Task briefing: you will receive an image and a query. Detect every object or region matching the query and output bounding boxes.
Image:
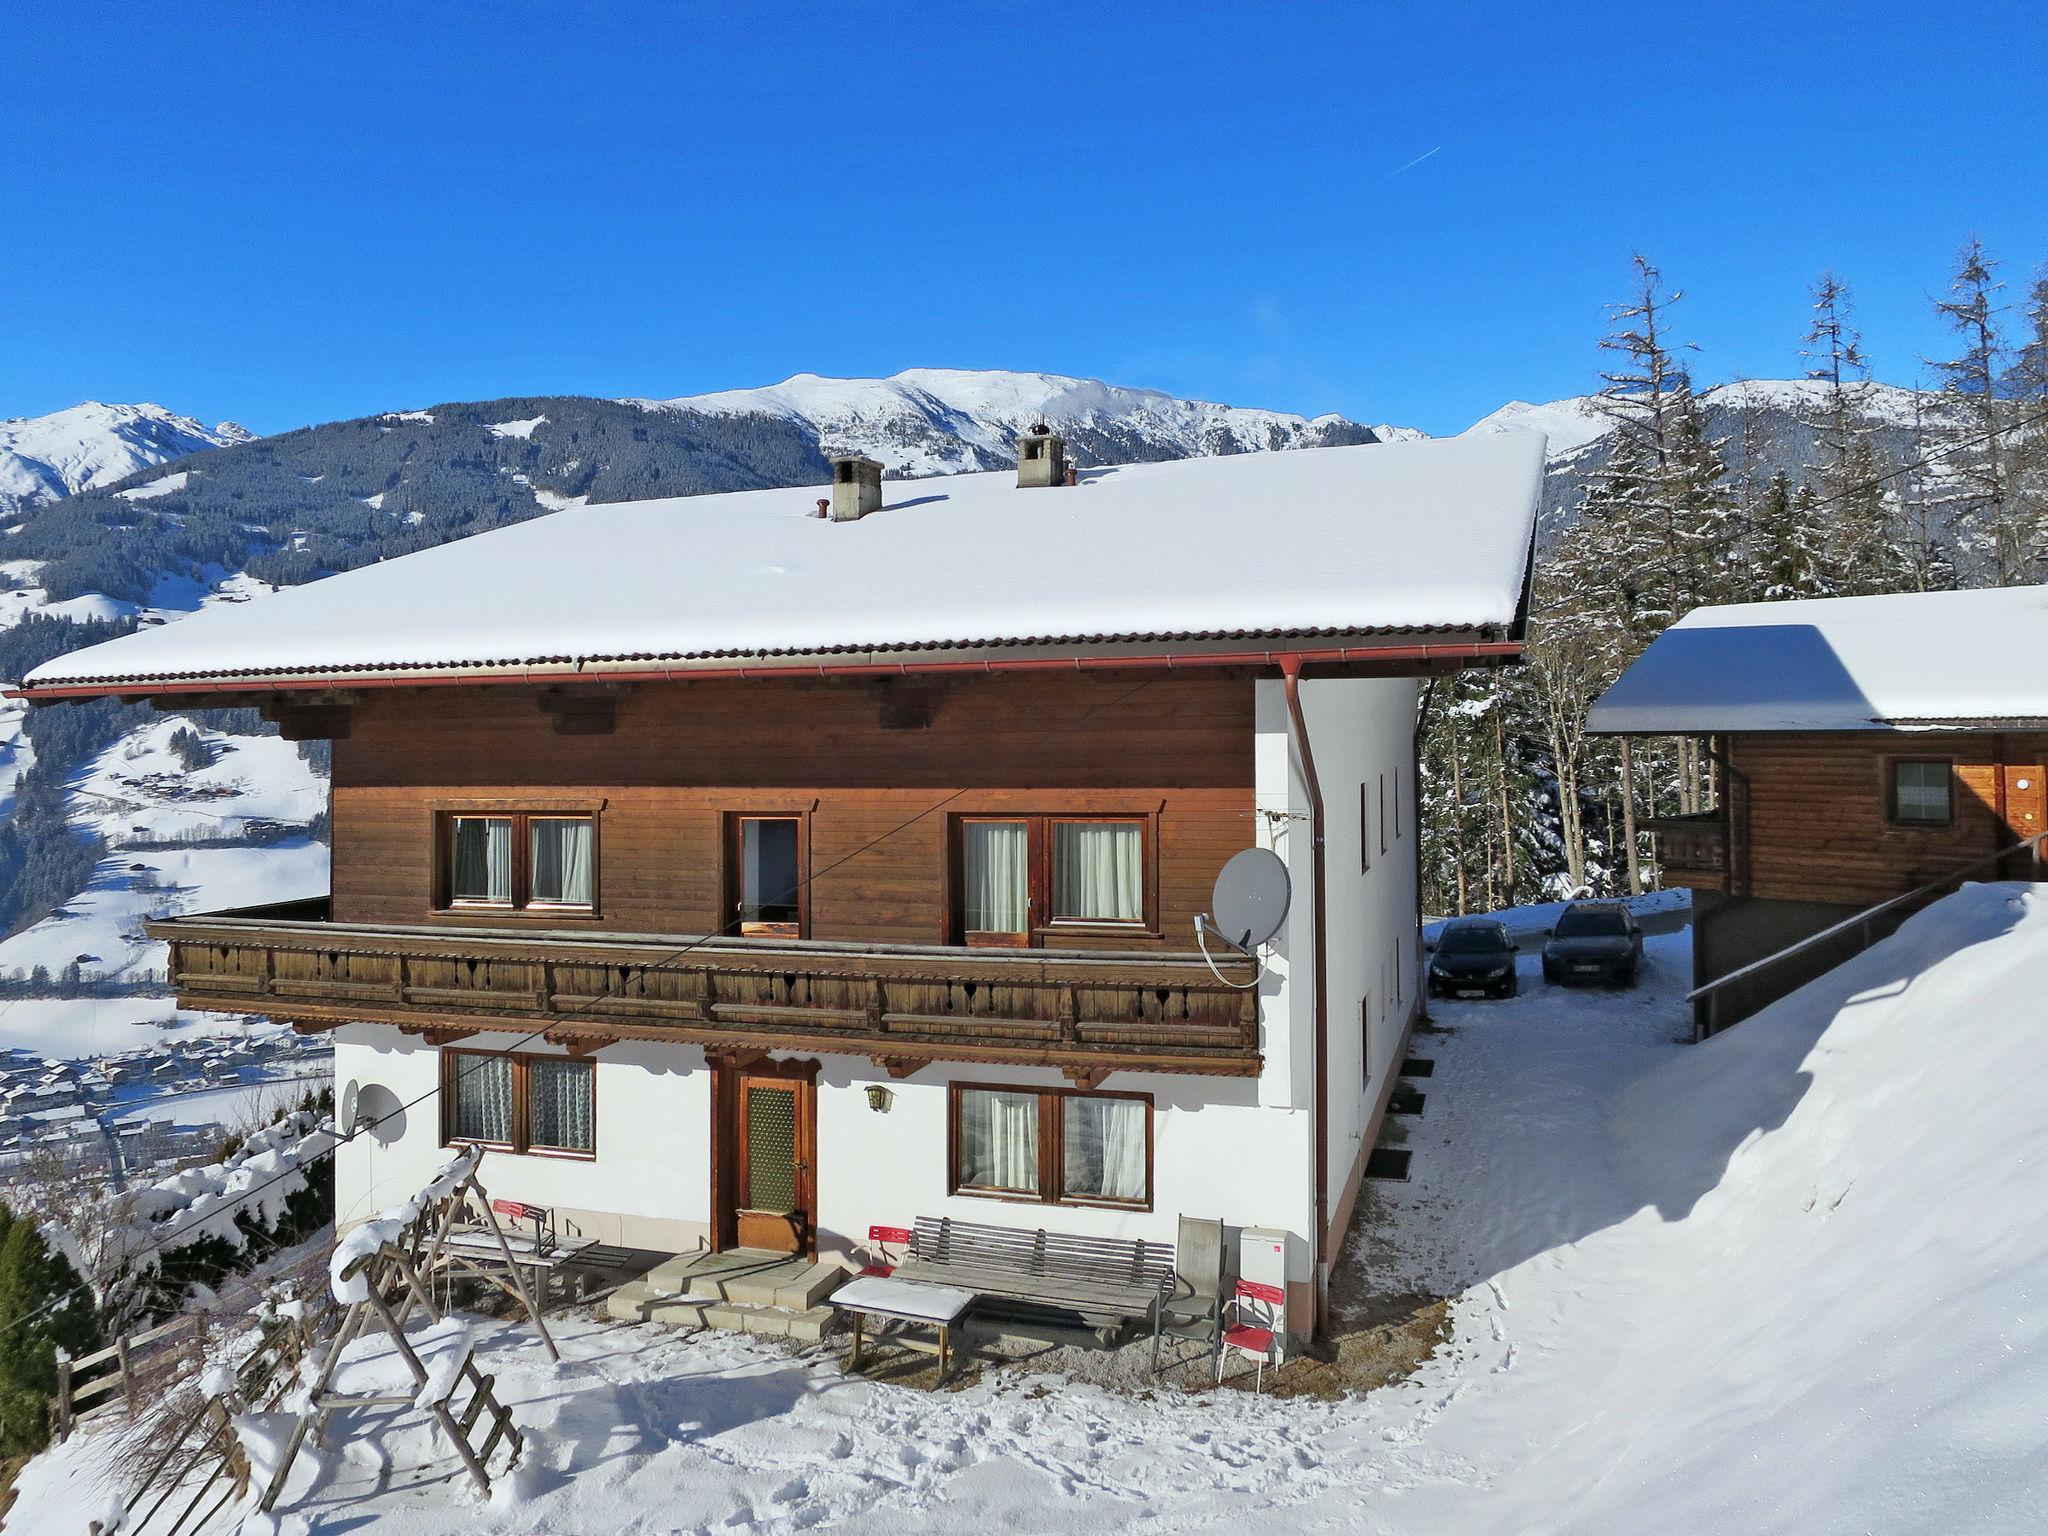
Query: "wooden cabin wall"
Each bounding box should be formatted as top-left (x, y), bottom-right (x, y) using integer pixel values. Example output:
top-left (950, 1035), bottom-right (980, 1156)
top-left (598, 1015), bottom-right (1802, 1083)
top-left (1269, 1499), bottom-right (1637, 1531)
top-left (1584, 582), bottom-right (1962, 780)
top-left (328, 673), bottom-right (1255, 950)
top-left (1729, 731), bottom-right (2048, 906)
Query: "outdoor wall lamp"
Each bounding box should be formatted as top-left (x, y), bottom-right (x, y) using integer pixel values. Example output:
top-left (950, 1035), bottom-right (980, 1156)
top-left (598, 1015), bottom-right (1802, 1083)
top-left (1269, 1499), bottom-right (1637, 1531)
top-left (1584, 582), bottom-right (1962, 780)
top-left (866, 1085), bottom-right (893, 1113)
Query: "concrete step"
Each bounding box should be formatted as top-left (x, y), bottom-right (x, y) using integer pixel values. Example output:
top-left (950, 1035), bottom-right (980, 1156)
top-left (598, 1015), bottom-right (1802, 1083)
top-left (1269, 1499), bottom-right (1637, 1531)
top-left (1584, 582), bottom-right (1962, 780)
top-left (703, 1302), bottom-right (837, 1344)
top-left (723, 1259), bottom-right (847, 1311)
top-left (602, 1279), bottom-right (722, 1329)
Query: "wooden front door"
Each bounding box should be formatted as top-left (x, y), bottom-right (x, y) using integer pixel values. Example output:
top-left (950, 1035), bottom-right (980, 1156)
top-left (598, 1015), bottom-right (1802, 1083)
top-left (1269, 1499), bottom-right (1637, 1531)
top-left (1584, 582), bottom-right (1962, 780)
top-left (732, 1070), bottom-right (815, 1254)
top-left (2002, 765), bottom-right (2046, 874)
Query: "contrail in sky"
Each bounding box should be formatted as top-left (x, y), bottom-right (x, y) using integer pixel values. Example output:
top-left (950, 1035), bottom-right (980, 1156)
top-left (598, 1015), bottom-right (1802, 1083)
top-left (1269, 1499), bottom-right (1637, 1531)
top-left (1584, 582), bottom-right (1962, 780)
top-left (1378, 145), bottom-right (1442, 183)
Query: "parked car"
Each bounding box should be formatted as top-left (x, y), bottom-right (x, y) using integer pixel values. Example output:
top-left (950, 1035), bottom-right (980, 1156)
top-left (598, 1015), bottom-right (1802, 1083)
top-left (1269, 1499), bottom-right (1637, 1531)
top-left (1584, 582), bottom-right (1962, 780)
top-left (1541, 901), bottom-right (1643, 987)
top-left (1427, 918), bottom-right (1519, 999)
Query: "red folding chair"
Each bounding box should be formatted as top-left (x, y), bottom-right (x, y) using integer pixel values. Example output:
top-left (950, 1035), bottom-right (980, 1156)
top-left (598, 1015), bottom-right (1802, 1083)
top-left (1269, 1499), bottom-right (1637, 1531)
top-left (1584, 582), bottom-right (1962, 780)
top-left (856, 1224), bottom-right (913, 1277)
top-left (1217, 1278), bottom-right (1286, 1392)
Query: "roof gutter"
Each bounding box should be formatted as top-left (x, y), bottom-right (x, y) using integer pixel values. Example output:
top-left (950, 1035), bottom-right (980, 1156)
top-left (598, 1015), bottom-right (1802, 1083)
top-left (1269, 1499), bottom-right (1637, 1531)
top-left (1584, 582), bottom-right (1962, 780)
top-left (1279, 654), bottom-right (1331, 1344)
top-left (9, 640), bottom-right (1523, 702)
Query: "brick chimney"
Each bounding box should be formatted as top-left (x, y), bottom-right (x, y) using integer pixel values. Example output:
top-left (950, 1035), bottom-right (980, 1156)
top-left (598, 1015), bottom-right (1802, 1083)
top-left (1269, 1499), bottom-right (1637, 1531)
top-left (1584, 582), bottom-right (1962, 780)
top-left (1015, 423), bottom-right (1068, 488)
top-left (828, 454), bottom-right (884, 521)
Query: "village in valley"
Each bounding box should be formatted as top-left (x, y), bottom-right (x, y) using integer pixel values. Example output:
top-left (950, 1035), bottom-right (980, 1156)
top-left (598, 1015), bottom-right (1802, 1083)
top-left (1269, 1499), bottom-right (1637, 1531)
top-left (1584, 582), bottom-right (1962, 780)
top-left (0, 5), bottom-right (2044, 1533)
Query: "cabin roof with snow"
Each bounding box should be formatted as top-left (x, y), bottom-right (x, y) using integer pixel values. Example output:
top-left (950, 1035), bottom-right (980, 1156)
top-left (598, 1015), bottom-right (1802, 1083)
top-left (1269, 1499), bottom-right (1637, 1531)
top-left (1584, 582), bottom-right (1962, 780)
top-left (18, 437), bottom-right (1544, 694)
top-left (1588, 585), bottom-right (2048, 734)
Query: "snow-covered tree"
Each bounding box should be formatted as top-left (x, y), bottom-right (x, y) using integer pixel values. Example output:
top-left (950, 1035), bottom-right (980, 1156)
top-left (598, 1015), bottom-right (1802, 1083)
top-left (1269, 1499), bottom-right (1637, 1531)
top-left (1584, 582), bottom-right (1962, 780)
top-left (1800, 273), bottom-right (1910, 593)
top-left (1925, 238), bottom-right (2034, 582)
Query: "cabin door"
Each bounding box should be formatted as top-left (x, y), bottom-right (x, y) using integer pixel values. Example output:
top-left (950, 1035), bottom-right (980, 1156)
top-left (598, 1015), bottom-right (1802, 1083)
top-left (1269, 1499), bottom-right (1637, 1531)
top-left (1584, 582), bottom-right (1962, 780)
top-left (730, 1069), bottom-right (815, 1254)
top-left (2001, 766), bottom-right (2046, 876)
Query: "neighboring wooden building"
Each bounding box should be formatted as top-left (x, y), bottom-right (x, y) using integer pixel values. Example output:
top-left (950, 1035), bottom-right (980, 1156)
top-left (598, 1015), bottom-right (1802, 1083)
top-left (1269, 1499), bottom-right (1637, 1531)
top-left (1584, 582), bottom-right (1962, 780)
top-left (18, 431), bottom-right (1544, 1335)
top-left (1591, 586), bottom-right (2048, 1029)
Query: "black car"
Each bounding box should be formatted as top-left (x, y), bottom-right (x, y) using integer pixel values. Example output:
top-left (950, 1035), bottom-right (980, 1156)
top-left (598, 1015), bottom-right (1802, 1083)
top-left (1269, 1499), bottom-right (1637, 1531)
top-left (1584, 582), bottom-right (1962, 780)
top-left (1541, 901), bottom-right (1643, 987)
top-left (1427, 918), bottom-right (1519, 999)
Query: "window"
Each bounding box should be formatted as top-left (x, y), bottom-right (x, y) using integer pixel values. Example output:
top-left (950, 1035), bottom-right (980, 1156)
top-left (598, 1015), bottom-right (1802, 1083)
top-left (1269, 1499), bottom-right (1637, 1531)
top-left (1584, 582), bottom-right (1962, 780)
top-left (443, 1050), bottom-right (595, 1156)
top-left (1379, 772), bottom-right (1389, 854)
top-left (962, 819), bottom-right (1031, 943)
top-left (951, 814), bottom-right (1152, 944)
top-left (729, 814), bottom-right (804, 936)
top-left (442, 812), bottom-right (595, 912)
top-left (1891, 760), bottom-right (1953, 826)
top-left (950, 1083), bottom-right (1151, 1208)
top-left (1360, 783), bottom-right (1372, 873)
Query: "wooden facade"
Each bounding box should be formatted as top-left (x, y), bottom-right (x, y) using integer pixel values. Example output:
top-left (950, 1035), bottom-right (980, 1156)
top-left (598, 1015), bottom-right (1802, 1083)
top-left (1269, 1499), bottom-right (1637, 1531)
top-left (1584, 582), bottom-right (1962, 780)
top-left (146, 671), bottom-right (1268, 1082)
top-left (1655, 731), bottom-right (2048, 907)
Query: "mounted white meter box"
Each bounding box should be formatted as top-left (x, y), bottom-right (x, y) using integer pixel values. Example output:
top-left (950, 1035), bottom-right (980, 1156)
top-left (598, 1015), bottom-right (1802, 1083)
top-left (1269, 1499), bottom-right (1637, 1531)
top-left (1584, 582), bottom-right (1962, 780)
top-left (1195, 847), bottom-right (1291, 987)
top-left (1240, 1226), bottom-right (1300, 1355)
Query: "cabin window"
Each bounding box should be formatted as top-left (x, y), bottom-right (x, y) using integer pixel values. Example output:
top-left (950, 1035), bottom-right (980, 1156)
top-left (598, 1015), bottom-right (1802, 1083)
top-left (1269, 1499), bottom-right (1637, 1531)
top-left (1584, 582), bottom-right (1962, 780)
top-left (962, 819), bottom-right (1031, 942)
top-left (951, 814), bottom-right (1153, 943)
top-left (1891, 761), bottom-right (1953, 826)
top-left (444, 1050), bottom-right (595, 1156)
top-left (1051, 820), bottom-right (1143, 924)
top-left (729, 814), bottom-right (805, 937)
top-left (443, 812), bottom-right (596, 912)
top-left (949, 1082), bottom-right (1152, 1208)
top-left (1360, 782), bottom-right (1372, 873)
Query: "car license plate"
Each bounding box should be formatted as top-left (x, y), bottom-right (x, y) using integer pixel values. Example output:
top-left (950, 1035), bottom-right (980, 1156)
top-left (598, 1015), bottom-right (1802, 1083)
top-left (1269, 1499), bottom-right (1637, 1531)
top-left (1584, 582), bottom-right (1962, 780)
top-left (1572, 963), bottom-right (1601, 975)
top-left (1456, 988), bottom-right (1485, 998)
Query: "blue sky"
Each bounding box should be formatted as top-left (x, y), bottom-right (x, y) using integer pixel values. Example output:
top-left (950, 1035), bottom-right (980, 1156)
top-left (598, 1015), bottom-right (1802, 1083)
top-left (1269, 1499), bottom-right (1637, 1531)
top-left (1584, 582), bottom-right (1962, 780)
top-left (8, 2), bottom-right (2045, 436)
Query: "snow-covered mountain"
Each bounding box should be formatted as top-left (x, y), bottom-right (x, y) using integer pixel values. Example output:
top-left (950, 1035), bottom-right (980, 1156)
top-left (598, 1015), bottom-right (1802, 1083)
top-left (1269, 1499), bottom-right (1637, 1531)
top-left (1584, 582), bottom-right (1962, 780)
top-left (0, 402), bottom-right (252, 517)
top-left (1459, 379), bottom-right (1934, 459)
top-left (635, 368), bottom-right (1386, 475)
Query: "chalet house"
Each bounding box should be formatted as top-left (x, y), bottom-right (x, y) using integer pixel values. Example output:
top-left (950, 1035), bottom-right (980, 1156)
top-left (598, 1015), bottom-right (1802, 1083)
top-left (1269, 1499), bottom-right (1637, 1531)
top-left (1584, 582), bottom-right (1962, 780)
top-left (1590, 585), bottom-right (2048, 1030)
top-left (18, 431), bottom-right (1543, 1336)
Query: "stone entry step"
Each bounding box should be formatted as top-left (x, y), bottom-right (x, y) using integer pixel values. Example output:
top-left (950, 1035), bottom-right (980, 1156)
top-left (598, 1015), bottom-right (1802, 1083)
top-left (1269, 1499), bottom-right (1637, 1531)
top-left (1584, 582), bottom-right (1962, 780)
top-left (603, 1248), bottom-right (845, 1343)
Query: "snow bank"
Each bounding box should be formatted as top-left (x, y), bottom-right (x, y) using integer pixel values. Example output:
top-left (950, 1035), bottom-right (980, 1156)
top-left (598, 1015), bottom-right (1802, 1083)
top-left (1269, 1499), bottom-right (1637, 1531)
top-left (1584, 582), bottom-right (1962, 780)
top-left (123, 1109), bottom-right (336, 1259)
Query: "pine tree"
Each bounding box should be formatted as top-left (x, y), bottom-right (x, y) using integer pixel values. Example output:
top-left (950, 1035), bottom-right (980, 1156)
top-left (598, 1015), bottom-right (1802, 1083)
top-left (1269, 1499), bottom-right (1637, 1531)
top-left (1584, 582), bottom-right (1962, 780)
top-left (1801, 273), bottom-right (1909, 593)
top-left (0, 1205), bottom-right (101, 1454)
top-left (1925, 238), bottom-right (2033, 582)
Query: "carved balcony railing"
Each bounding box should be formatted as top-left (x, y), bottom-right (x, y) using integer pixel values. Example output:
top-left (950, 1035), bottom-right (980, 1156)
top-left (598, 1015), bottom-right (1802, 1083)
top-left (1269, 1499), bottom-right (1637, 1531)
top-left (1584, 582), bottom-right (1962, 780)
top-left (145, 901), bottom-right (1263, 1086)
top-left (1644, 811), bottom-right (1728, 889)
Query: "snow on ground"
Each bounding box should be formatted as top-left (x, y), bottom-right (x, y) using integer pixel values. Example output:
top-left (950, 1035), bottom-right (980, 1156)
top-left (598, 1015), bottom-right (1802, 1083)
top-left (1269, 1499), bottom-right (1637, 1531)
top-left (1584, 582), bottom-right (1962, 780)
top-left (487, 415), bottom-right (548, 440)
top-left (18, 884), bottom-right (2048, 1533)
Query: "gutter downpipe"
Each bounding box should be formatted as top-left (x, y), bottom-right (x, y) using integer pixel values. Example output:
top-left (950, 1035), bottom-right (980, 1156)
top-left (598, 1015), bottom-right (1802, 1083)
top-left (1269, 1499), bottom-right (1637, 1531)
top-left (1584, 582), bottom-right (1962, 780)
top-left (1279, 654), bottom-right (1330, 1344)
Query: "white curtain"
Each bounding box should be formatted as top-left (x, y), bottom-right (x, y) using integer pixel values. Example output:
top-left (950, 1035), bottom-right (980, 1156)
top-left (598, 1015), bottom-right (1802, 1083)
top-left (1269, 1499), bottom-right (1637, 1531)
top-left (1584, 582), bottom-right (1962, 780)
top-left (1053, 822), bottom-right (1142, 922)
top-left (531, 818), bottom-right (594, 905)
top-left (964, 821), bottom-right (1029, 933)
top-left (451, 817), bottom-right (513, 903)
top-left (529, 1058), bottom-right (594, 1151)
top-left (960, 1089), bottom-right (1039, 1192)
top-left (1063, 1095), bottom-right (1148, 1202)
top-left (452, 1054), bottom-right (514, 1142)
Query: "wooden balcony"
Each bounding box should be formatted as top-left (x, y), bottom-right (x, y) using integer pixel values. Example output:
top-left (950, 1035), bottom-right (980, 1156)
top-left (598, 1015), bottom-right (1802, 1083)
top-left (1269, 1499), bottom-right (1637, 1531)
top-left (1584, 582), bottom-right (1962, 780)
top-left (145, 901), bottom-right (1263, 1086)
top-left (1644, 812), bottom-right (1728, 890)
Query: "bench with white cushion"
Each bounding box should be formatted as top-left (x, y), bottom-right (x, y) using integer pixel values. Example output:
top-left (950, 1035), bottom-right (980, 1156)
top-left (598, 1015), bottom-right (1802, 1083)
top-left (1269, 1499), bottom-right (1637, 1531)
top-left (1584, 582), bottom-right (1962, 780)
top-left (892, 1215), bottom-right (1174, 1332)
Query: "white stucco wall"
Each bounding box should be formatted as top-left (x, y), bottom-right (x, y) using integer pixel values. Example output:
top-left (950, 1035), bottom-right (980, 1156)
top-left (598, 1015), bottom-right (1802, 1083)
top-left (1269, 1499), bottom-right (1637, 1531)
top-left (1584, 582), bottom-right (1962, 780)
top-left (1254, 675), bottom-right (1422, 1250)
top-left (332, 1025), bottom-right (714, 1249)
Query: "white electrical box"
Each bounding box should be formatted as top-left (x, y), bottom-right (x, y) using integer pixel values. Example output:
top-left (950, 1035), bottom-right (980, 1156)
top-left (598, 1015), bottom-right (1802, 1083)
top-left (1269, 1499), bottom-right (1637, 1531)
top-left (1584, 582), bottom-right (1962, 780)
top-left (1239, 1226), bottom-right (1299, 1356)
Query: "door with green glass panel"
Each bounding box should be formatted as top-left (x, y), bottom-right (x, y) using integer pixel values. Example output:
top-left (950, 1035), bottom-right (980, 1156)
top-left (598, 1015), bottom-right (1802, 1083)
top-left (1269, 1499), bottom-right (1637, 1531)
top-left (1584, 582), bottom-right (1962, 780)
top-left (735, 1074), bottom-right (812, 1253)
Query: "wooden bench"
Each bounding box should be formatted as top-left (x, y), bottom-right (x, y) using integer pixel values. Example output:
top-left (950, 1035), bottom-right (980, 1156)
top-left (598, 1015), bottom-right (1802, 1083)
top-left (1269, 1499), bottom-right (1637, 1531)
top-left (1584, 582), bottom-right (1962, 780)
top-left (891, 1215), bottom-right (1175, 1333)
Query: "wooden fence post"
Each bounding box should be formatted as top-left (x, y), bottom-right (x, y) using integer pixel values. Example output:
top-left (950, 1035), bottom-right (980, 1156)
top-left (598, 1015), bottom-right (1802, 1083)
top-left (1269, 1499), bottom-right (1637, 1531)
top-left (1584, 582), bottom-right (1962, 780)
top-left (55, 1356), bottom-right (72, 1442)
top-left (116, 1334), bottom-right (135, 1413)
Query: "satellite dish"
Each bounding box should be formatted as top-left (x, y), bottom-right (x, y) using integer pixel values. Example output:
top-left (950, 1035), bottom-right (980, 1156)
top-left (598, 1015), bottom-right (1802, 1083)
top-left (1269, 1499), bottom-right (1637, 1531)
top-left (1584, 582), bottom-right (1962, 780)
top-left (1209, 848), bottom-right (1291, 950)
top-left (345, 1079), bottom-right (406, 1144)
top-left (338, 1077), bottom-right (358, 1130)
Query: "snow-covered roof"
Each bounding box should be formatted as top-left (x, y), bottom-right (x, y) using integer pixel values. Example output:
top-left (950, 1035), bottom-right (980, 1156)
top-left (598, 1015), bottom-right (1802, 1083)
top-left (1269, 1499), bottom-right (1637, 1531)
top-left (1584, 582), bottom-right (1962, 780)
top-left (1588, 585), bottom-right (2048, 734)
top-left (21, 437), bottom-right (1544, 694)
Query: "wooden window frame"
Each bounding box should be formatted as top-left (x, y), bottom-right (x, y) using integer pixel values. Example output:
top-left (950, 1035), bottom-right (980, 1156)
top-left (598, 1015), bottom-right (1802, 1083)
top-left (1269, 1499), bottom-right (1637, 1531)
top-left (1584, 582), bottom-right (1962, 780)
top-left (1886, 758), bottom-right (1955, 829)
top-left (440, 1048), bottom-right (597, 1160)
top-left (946, 1080), bottom-right (1155, 1212)
top-left (435, 807), bottom-right (600, 918)
top-left (948, 812), bottom-right (1158, 946)
top-left (724, 811), bottom-right (810, 939)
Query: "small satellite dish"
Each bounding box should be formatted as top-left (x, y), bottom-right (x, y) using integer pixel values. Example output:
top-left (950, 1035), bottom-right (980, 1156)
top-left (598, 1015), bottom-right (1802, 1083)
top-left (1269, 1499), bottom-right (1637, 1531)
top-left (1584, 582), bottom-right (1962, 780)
top-left (1209, 847), bottom-right (1291, 950)
top-left (338, 1077), bottom-right (358, 1129)
top-left (345, 1079), bottom-right (406, 1144)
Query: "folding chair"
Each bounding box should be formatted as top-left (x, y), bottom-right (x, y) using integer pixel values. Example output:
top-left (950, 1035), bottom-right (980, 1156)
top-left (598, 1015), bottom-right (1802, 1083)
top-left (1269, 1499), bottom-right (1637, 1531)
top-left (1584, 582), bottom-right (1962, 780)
top-left (855, 1224), bottom-right (914, 1277)
top-left (1217, 1279), bottom-right (1286, 1393)
top-left (1151, 1215), bottom-right (1226, 1374)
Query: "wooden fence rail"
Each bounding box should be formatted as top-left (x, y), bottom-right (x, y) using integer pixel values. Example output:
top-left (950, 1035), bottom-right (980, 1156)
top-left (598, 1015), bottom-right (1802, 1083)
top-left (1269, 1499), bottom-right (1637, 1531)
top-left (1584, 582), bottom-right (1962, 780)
top-left (56, 1313), bottom-right (203, 1441)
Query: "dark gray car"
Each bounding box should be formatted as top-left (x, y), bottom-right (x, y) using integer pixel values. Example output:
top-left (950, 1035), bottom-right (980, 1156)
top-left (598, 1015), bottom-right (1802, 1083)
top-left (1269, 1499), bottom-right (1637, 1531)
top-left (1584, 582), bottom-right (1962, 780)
top-left (1427, 918), bottom-right (1519, 999)
top-left (1541, 901), bottom-right (1643, 987)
